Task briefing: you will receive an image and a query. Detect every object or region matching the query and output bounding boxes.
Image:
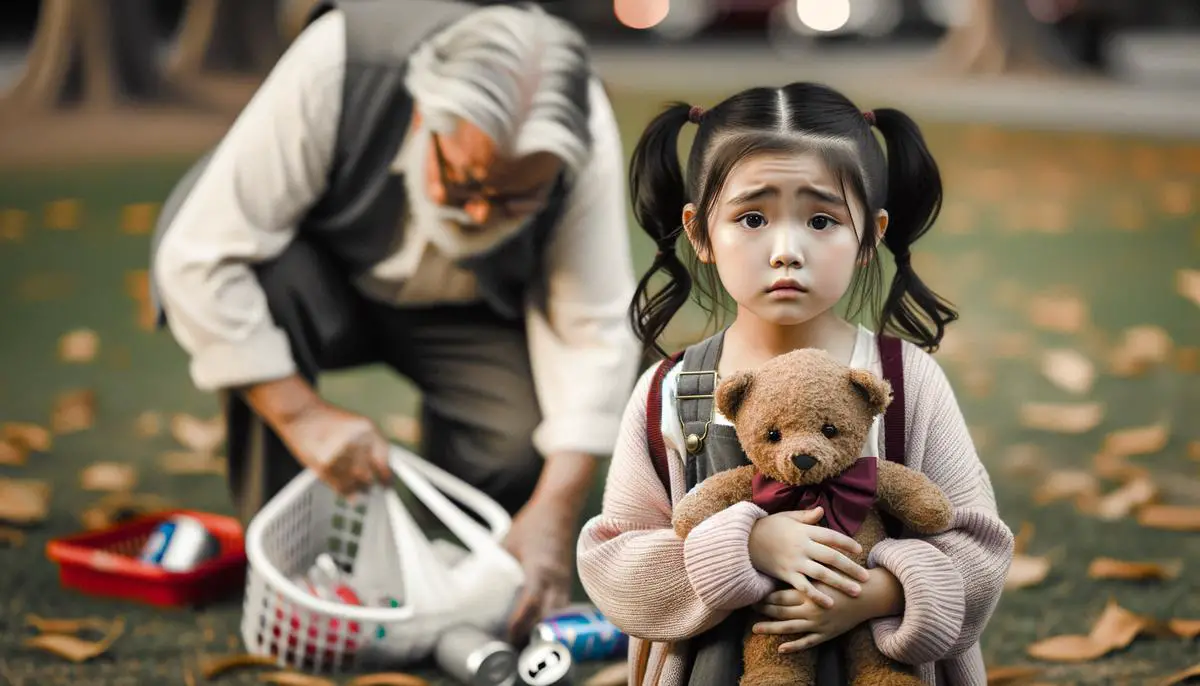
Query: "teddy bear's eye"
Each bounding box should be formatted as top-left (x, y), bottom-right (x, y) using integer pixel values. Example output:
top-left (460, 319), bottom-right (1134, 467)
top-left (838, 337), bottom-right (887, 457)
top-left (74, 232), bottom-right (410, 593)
top-left (766, 428), bottom-right (782, 443)
top-left (821, 424), bottom-right (839, 439)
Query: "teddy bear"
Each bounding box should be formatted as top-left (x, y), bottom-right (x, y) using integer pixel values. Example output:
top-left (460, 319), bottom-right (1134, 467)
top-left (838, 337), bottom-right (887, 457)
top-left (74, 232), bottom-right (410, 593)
top-left (671, 348), bottom-right (954, 686)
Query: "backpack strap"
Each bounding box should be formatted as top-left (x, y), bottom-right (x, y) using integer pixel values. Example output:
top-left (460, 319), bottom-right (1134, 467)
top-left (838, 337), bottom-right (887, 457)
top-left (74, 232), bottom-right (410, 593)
top-left (876, 333), bottom-right (907, 538)
top-left (646, 352), bottom-right (684, 497)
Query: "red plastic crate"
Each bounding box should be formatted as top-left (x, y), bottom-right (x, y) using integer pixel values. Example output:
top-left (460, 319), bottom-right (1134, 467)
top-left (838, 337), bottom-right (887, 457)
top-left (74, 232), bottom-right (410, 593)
top-left (46, 509), bottom-right (248, 608)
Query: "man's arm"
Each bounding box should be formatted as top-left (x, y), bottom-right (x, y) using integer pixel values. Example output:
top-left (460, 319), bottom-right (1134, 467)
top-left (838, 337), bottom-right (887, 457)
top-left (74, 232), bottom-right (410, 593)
top-left (153, 11), bottom-right (345, 410)
top-left (524, 79), bottom-right (641, 497)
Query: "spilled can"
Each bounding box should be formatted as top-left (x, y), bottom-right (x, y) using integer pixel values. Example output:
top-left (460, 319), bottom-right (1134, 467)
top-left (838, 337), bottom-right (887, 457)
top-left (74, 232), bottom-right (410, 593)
top-left (138, 514), bottom-right (221, 572)
top-left (533, 604), bottom-right (628, 663)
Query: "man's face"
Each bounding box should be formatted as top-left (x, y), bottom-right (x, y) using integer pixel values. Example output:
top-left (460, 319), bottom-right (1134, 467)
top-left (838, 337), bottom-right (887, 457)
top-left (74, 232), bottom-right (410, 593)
top-left (424, 118), bottom-right (562, 233)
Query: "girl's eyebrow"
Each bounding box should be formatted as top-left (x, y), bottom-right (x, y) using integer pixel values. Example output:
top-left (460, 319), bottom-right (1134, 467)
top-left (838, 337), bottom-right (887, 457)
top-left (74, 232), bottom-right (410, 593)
top-left (726, 185), bottom-right (845, 206)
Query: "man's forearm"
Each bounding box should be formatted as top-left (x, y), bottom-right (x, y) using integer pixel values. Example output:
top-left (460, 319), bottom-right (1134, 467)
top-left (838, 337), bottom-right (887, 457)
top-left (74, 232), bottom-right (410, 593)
top-left (529, 450), bottom-right (598, 515)
top-left (241, 374), bottom-right (324, 431)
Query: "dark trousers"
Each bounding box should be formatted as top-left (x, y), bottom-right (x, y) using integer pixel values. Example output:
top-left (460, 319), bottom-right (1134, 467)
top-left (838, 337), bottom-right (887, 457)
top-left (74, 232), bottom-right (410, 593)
top-left (223, 239), bottom-right (544, 525)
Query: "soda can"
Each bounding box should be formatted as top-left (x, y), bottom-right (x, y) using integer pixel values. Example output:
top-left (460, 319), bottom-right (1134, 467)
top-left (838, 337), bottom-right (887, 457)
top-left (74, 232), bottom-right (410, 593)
top-left (138, 515), bottom-right (220, 572)
top-left (435, 624), bottom-right (518, 686)
top-left (517, 640), bottom-right (574, 686)
top-left (533, 605), bottom-right (628, 663)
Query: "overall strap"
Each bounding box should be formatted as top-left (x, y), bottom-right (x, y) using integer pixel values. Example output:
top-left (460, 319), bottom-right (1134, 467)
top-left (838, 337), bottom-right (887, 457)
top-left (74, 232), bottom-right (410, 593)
top-left (646, 352), bottom-right (684, 497)
top-left (877, 333), bottom-right (907, 538)
top-left (676, 332), bottom-right (725, 457)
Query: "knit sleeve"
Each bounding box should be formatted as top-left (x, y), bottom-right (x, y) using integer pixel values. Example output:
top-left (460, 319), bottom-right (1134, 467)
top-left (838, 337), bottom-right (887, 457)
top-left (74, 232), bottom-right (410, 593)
top-left (866, 344), bottom-right (1015, 665)
top-left (576, 366), bottom-right (776, 643)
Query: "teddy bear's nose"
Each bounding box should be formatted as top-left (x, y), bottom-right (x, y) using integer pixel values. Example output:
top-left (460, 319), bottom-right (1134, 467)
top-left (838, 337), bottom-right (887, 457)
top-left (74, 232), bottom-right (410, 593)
top-left (791, 454), bottom-right (817, 470)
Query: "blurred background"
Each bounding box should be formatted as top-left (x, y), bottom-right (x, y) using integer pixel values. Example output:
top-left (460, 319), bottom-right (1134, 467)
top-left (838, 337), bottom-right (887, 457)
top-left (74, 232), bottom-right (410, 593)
top-left (0, 1), bottom-right (1197, 685)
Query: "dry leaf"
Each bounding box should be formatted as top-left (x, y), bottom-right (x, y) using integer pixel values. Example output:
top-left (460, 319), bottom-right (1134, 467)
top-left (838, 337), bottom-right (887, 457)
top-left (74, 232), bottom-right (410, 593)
top-left (1040, 349), bottom-right (1095, 395)
top-left (1168, 619), bottom-right (1200, 639)
top-left (52, 389), bottom-right (96, 434)
top-left (17, 272), bottom-right (75, 301)
top-left (24, 617), bottom-right (124, 663)
top-left (1033, 470), bottom-right (1100, 506)
top-left (1178, 347), bottom-right (1199, 374)
top-left (1028, 292), bottom-right (1087, 333)
top-left (993, 331), bottom-right (1034, 359)
top-left (79, 492), bottom-right (174, 531)
top-left (1026, 598), bottom-right (1146, 662)
top-left (985, 665), bottom-right (1043, 685)
top-left (1190, 441), bottom-right (1200, 462)
top-left (0, 526), bottom-right (26, 548)
top-left (385, 415), bottom-right (422, 444)
top-left (1012, 521), bottom-right (1035, 555)
top-left (582, 662), bottom-right (630, 686)
top-left (158, 451), bottom-right (227, 476)
top-left (1087, 557), bottom-right (1182, 581)
top-left (58, 329), bottom-right (99, 363)
top-left (200, 653), bottom-right (281, 679)
top-left (1092, 451), bottom-right (1148, 483)
top-left (1094, 476), bottom-right (1159, 521)
top-left (1177, 269), bottom-right (1200, 308)
top-left (80, 462), bottom-right (138, 492)
top-left (1109, 325), bottom-right (1174, 376)
top-left (0, 440), bottom-right (27, 466)
top-left (1026, 634), bottom-right (1109, 662)
top-left (44, 198), bottom-right (82, 230)
top-left (1158, 663), bottom-right (1200, 686)
top-left (25, 614), bottom-right (114, 635)
top-left (0, 479), bottom-right (51, 524)
top-left (1102, 422), bottom-right (1170, 459)
top-left (170, 414), bottom-right (225, 454)
top-left (258, 672), bottom-right (337, 686)
top-left (134, 411), bottom-right (162, 438)
top-left (1005, 554), bottom-right (1051, 591)
top-left (0, 208), bottom-right (28, 241)
top-left (1018, 402), bottom-right (1104, 434)
top-left (1136, 505), bottom-right (1200, 532)
top-left (346, 674), bottom-right (431, 686)
top-left (120, 203), bottom-right (158, 235)
top-left (3, 422), bottom-right (51, 451)
top-left (1001, 444), bottom-right (1045, 478)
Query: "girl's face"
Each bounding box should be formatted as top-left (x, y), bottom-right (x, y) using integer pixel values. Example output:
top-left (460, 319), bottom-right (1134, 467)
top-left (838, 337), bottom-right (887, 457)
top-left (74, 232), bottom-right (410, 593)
top-left (684, 151), bottom-right (886, 327)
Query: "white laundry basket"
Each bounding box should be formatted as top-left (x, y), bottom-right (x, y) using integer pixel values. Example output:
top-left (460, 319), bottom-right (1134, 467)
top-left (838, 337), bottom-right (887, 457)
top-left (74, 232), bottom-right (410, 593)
top-left (240, 443), bottom-right (526, 673)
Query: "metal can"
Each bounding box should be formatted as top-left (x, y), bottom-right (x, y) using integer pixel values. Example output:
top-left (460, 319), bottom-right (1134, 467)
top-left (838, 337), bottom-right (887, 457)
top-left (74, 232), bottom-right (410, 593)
top-left (517, 639), bottom-right (574, 686)
top-left (533, 605), bottom-right (628, 663)
top-left (435, 624), bottom-right (518, 686)
top-left (138, 515), bottom-right (220, 572)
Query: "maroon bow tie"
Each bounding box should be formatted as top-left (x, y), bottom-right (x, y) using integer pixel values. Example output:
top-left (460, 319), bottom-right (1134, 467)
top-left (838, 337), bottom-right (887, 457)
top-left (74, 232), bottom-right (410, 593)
top-left (751, 457), bottom-right (878, 537)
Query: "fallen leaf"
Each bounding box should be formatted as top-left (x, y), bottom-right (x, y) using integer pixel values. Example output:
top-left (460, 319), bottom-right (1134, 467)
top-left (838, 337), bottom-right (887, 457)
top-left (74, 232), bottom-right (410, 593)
top-left (0, 440), bottom-right (27, 466)
top-left (1094, 476), bottom-right (1159, 520)
top-left (1005, 554), bottom-right (1052, 591)
top-left (346, 674), bottom-right (431, 686)
top-left (1087, 557), bottom-right (1182, 581)
top-left (170, 414), bottom-right (225, 454)
top-left (582, 662), bottom-right (630, 686)
top-left (1178, 347), bottom-right (1199, 374)
top-left (120, 203), bottom-right (158, 235)
top-left (134, 411), bottom-right (162, 437)
top-left (1018, 402), bottom-right (1104, 434)
top-left (384, 415), bottom-right (422, 445)
top-left (0, 479), bottom-right (51, 524)
top-left (1092, 451), bottom-right (1148, 483)
top-left (16, 272), bottom-right (75, 301)
top-left (3, 422), bottom-right (51, 451)
top-left (1026, 634), bottom-right (1109, 662)
top-left (1191, 441), bottom-right (1200, 462)
top-left (0, 208), bottom-right (28, 241)
top-left (1168, 619), bottom-right (1200, 639)
top-left (24, 616), bottom-right (124, 663)
top-left (993, 331), bottom-right (1034, 359)
top-left (1033, 470), bottom-right (1100, 506)
top-left (0, 526), bottom-right (25, 548)
top-left (258, 672), bottom-right (337, 686)
top-left (124, 270), bottom-right (150, 300)
top-left (158, 451), bottom-right (227, 476)
top-left (1109, 325), bottom-right (1174, 376)
top-left (1157, 663), bottom-right (1200, 686)
top-left (25, 614), bottom-right (114, 635)
top-left (1001, 444), bottom-right (1046, 478)
top-left (1136, 504), bottom-right (1200, 532)
top-left (199, 653), bottom-right (280, 679)
top-left (79, 492), bottom-right (174, 531)
top-left (1012, 521), bottom-right (1035, 555)
top-left (58, 329), bottom-right (99, 363)
top-left (1027, 598), bottom-right (1147, 662)
top-left (1178, 269), bottom-right (1200, 308)
top-left (51, 389), bottom-right (96, 434)
top-left (1102, 422), bottom-right (1170, 459)
top-left (1028, 291), bottom-right (1087, 333)
top-left (80, 462), bottom-right (138, 492)
top-left (1040, 349), bottom-right (1095, 395)
top-left (44, 198), bottom-right (82, 230)
top-left (1159, 180), bottom-right (1193, 215)
top-left (985, 665), bottom-right (1043, 685)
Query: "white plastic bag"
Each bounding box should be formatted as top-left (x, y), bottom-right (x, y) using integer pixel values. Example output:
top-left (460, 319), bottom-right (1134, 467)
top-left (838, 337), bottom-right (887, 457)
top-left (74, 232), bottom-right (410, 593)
top-left (240, 443), bottom-right (525, 673)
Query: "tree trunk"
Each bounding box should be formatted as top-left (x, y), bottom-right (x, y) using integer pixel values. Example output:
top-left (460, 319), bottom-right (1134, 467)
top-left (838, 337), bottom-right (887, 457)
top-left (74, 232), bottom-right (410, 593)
top-left (936, 0), bottom-right (1088, 76)
top-left (171, 0), bottom-right (283, 77)
top-left (3, 0), bottom-right (182, 112)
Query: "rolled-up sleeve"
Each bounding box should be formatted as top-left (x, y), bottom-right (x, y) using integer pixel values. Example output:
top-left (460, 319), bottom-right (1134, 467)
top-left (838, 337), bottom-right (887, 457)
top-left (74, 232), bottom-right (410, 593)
top-left (525, 79), bottom-right (640, 458)
top-left (153, 11), bottom-right (345, 391)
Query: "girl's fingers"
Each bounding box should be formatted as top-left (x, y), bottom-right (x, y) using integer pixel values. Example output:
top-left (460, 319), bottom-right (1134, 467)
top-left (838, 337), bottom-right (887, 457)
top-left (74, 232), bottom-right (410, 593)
top-left (753, 602), bottom-right (813, 621)
top-left (800, 560), bottom-right (862, 598)
top-left (763, 588), bottom-right (808, 606)
top-left (806, 525), bottom-right (864, 556)
top-left (779, 633), bottom-right (828, 653)
top-left (787, 573), bottom-right (833, 609)
top-left (753, 619), bottom-right (816, 635)
top-left (807, 541), bottom-right (871, 584)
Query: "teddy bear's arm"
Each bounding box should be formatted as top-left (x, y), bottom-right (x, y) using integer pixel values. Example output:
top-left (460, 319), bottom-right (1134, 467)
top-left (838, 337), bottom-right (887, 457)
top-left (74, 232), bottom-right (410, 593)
top-left (671, 464), bottom-right (757, 539)
top-left (874, 459), bottom-right (954, 535)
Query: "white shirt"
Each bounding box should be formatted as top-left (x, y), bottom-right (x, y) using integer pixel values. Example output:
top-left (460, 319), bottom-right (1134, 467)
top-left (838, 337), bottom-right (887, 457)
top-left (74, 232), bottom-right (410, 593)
top-left (153, 10), bottom-right (641, 458)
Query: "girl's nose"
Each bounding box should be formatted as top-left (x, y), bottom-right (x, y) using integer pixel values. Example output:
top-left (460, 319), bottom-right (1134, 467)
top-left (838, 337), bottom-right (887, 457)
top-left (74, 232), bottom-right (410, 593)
top-left (770, 226), bottom-right (804, 269)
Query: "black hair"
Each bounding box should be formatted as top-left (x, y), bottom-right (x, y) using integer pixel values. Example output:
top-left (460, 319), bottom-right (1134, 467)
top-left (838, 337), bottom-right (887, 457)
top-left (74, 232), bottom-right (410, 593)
top-left (628, 82), bottom-right (957, 357)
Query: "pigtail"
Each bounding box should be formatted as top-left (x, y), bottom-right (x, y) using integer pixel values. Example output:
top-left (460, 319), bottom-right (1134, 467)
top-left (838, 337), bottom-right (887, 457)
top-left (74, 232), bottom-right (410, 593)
top-left (628, 102), bottom-right (694, 357)
top-left (870, 108), bottom-right (958, 351)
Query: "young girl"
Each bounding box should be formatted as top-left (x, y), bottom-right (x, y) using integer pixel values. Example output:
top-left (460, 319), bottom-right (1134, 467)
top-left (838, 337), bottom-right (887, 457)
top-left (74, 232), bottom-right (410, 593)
top-left (577, 82), bottom-right (1014, 686)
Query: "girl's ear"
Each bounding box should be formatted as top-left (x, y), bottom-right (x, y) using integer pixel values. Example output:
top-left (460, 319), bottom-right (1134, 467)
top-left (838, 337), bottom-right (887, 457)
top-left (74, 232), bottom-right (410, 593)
top-left (874, 209), bottom-right (889, 249)
top-left (681, 203), bottom-right (712, 263)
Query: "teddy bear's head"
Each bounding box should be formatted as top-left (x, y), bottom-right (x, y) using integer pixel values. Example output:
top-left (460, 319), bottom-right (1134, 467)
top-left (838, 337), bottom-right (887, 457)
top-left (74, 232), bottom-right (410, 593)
top-left (714, 348), bottom-right (892, 486)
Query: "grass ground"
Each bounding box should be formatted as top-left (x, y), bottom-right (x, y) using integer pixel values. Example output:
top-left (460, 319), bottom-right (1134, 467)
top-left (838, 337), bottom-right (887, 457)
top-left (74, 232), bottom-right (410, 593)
top-left (0, 88), bottom-right (1198, 685)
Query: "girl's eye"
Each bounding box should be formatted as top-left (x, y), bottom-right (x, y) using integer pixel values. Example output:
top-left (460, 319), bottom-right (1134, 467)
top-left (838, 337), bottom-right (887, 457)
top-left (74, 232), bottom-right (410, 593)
top-left (737, 212), bottom-right (767, 230)
top-left (809, 215), bottom-right (838, 231)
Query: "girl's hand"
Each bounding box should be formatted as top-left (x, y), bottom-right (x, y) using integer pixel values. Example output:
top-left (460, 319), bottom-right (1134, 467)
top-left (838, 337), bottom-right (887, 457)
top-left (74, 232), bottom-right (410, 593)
top-left (751, 569), bottom-right (904, 653)
top-left (747, 507), bottom-right (870, 608)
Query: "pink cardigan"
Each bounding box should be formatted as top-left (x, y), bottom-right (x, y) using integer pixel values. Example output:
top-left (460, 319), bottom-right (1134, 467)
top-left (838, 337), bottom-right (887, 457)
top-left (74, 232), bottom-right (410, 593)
top-left (577, 338), bottom-right (1014, 685)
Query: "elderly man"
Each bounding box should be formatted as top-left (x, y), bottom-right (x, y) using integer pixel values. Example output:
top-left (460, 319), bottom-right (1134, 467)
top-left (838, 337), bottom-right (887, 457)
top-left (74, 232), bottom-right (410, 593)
top-left (150, 0), bottom-right (639, 640)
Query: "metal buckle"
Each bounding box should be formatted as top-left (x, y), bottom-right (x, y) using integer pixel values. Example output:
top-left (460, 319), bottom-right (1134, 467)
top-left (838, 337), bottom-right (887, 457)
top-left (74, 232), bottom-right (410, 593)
top-left (677, 370), bottom-right (719, 454)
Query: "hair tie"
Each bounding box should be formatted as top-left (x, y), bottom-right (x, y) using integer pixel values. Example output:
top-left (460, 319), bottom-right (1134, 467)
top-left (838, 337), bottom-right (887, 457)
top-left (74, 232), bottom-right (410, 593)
top-left (863, 110), bottom-right (876, 126)
top-left (688, 105), bottom-right (706, 124)
top-left (894, 250), bottom-right (911, 268)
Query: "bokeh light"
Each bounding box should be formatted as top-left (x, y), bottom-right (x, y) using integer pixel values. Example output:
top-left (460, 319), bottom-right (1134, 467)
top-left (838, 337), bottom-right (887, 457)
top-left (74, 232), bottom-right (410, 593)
top-left (794, 0), bottom-right (851, 33)
top-left (614, 0), bottom-right (670, 30)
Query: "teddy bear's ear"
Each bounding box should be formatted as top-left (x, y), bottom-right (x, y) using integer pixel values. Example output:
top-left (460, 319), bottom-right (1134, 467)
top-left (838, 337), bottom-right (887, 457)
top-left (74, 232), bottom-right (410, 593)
top-left (847, 368), bottom-right (892, 415)
top-left (715, 371), bottom-right (755, 420)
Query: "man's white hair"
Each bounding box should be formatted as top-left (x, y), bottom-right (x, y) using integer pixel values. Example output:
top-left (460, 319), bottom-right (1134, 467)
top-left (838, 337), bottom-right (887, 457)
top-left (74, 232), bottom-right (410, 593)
top-left (404, 3), bottom-right (593, 172)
